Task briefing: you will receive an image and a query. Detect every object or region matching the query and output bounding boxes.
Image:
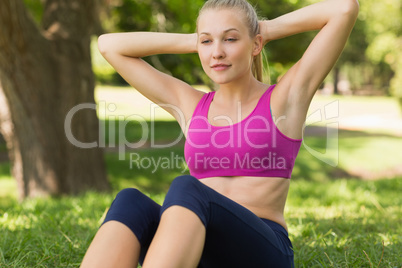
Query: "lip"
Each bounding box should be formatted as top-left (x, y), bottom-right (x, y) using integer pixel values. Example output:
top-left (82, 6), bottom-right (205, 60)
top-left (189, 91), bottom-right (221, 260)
top-left (211, 63), bottom-right (231, 71)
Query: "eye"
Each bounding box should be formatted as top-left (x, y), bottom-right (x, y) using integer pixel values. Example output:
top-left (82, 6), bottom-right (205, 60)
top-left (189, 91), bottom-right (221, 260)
top-left (201, 39), bottom-right (211, 44)
top-left (225, 38), bottom-right (237, 42)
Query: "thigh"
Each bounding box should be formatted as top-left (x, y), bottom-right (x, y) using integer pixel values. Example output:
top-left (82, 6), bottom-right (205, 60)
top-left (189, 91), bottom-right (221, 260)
top-left (200, 188), bottom-right (294, 268)
top-left (161, 175), bottom-right (294, 267)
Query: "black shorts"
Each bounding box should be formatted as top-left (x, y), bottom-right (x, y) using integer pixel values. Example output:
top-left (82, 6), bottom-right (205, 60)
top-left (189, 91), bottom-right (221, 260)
top-left (103, 175), bottom-right (294, 267)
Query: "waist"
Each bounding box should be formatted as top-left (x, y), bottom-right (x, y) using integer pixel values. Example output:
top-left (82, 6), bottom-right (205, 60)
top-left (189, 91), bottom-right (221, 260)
top-left (199, 176), bottom-right (290, 231)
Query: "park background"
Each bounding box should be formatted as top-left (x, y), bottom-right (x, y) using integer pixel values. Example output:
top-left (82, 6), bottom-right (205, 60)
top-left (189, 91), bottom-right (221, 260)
top-left (0, 0), bottom-right (401, 267)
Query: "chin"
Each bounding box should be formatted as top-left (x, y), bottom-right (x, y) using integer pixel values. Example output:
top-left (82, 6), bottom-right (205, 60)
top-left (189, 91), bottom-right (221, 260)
top-left (209, 75), bottom-right (234, 85)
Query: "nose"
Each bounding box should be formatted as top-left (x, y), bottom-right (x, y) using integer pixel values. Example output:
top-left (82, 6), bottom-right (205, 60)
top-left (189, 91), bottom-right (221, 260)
top-left (212, 42), bottom-right (225, 59)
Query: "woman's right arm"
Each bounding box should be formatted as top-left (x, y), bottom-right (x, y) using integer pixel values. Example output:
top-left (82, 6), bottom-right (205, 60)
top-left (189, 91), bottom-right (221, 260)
top-left (98, 32), bottom-right (202, 122)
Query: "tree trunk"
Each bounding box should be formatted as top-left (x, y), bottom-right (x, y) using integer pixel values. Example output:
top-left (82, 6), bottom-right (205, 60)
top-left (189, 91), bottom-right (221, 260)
top-left (0, 0), bottom-right (110, 199)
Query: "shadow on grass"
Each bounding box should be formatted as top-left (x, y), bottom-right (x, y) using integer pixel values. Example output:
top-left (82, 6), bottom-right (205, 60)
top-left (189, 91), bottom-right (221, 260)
top-left (99, 119), bottom-right (185, 147)
top-left (105, 146), bottom-right (189, 195)
top-left (295, 125), bottom-right (402, 181)
top-left (1, 120), bottom-right (401, 194)
top-left (100, 121), bottom-right (402, 195)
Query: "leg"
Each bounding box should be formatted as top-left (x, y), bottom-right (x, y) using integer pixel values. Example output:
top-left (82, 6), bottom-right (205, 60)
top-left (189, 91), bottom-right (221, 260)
top-left (142, 175), bottom-right (209, 267)
top-left (197, 185), bottom-right (294, 267)
top-left (142, 206), bottom-right (206, 268)
top-left (199, 203), bottom-right (294, 268)
top-left (145, 175), bottom-right (294, 267)
top-left (80, 188), bottom-right (161, 267)
top-left (81, 221), bottom-right (140, 268)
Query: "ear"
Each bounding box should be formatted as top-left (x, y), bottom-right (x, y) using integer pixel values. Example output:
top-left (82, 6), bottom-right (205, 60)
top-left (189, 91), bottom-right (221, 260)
top-left (252, 34), bottom-right (264, 56)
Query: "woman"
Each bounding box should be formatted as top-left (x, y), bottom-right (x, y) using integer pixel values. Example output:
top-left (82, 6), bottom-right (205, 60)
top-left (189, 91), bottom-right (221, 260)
top-left (81, 0), bottom-right (359, 267)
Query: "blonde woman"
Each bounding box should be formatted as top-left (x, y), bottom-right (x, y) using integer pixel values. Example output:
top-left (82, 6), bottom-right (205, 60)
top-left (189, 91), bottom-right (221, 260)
top-left (81, 0), bottom-right (358, 267)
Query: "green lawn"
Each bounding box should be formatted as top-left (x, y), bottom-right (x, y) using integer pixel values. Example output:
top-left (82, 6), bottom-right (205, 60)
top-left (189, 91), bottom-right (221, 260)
top-left (0, 157), bottom-right (401, 267)
top-left (1, 90), bottom-right (401, 267)
top-left (287, 178), bottom-right (401, 267)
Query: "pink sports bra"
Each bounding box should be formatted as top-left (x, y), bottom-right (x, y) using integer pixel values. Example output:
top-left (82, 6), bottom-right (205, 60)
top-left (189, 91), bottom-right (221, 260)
top-left (184, 84), bottom-right (302, 179)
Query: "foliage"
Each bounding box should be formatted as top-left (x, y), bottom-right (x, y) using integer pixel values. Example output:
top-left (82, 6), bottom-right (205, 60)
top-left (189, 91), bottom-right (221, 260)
top-left (23, 0), bottom-right (402, 99)
top-left (96, 0), bottom-right (326, 86)
top-left (255, 0), bottom-right (316, 64)
top-left (359, 0), bottom-right (402, 97)
top-left (106, 0), bottom-right (209, 86)
top-left (22, 0), bottom-right (43, 23)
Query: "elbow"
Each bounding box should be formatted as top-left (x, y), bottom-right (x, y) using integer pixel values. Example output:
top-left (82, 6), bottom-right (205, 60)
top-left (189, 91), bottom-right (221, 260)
top-left (97, 34), bottom-right (111, 56)
top-left (341, 0), bottom-right (359, 18)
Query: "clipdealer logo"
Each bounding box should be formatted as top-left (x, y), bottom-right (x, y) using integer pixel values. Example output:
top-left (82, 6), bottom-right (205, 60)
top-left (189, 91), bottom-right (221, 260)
top-left (64, 99), bottom-right (340, 169)
top-left (64, 102), bottom-right (185, 160)
top-left (303, 100), bottom-right (339, 167)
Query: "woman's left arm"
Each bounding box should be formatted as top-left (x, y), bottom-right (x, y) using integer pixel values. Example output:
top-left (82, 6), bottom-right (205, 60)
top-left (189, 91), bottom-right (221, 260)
top-left (260, 0), bottom-right (359, 107)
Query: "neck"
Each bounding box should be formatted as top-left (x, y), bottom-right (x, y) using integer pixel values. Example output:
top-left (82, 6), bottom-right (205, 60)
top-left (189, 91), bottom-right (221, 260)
top-left (215, 75), bottom-right (264, 104)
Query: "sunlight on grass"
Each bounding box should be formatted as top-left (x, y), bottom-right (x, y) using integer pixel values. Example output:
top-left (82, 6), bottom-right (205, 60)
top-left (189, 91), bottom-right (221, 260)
top-left (0, 178), bottom-right (16, 196)
top-left (286, 178), bottom-right (402, 267)
top-left (1, 177), bottom-right (400, 266)
top-left (94, 85), bottom-right (173, 121)
top-left (0, 177), bottom-right (17, 210)
top-left (338, 136), bottom-right (402, 174)
top-left (0, 212), bottom-right (36, 231)
top-left (0, 191), bottom-right (114, 267)
top-left (306, 94), bottom-right (402, 140)
top-left (94, 85), bottom-right (210, 121)
top-left (295, 133), bottom-right (402, 180)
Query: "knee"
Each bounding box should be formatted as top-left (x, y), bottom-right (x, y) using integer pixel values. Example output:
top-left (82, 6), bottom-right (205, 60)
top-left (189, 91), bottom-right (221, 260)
top-left (109, 188), bottom-right (159, 215)
top-left (165, 175), bottom-right (207, 208)
top-left (169, 175), bottom-right (200, 192)
top-left (162, 175), bottom-right (209, 226)
top-left (113, 188), bottom-right (143, 205)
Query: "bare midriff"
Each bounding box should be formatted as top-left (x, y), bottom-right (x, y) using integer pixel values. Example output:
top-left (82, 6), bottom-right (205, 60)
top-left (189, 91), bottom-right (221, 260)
top-left (199, 176), bottom-right (290, 231)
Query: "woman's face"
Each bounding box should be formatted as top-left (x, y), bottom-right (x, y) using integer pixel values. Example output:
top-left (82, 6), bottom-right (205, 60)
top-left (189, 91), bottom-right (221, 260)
top-left (197, 8), bottom-right (260, 85)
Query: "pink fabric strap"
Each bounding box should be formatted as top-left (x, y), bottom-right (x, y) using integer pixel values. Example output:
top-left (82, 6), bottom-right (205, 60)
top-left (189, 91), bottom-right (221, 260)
top-left (184, 84), bottom-right (302, 179)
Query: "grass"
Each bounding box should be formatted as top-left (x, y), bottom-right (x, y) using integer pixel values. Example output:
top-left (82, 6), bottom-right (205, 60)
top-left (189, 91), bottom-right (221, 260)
top-left (0, 162), bottom-right (401, 267)
top-left (1, 138), bottom-right (401, 267)
top-left (1, 89), bottom-right (402, 267)
top-left (0, 192), bottom-right (113, 267)
top-left (295, 131), bottom-right (402, 180)
top-left (287, 178), bottom-right (402, 267)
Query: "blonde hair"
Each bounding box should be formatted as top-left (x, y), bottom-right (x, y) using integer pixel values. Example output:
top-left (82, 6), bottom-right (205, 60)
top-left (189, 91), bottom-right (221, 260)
top-left (197, 0), bottom-right (268, 83)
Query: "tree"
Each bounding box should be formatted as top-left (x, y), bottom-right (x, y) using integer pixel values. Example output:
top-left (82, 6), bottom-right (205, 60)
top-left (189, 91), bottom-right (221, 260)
top-left (362, 0), bottom-right (402, 103)
top-left (103, 0), bottom-right (315, 86)
top-left (0, 0), bottom-right (110, 199)
top-left (108, 0), bottom-right (208, 86)
top-left (332, 12), bottom-right (368, 94)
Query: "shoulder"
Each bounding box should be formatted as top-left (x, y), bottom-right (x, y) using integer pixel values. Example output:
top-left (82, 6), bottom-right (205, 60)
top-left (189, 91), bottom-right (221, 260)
top-left (176, 88), bottom-right (207, 128)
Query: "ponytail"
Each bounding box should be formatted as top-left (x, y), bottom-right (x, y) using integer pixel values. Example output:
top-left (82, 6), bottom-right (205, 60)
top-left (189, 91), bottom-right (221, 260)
top-left (252, 46), bottom-right (270, 84)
